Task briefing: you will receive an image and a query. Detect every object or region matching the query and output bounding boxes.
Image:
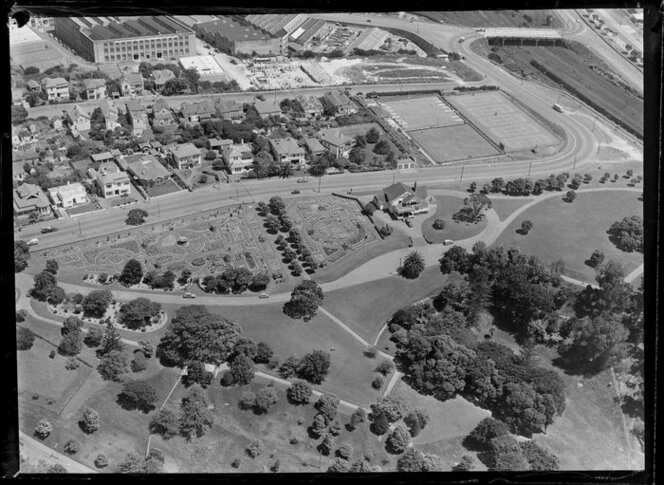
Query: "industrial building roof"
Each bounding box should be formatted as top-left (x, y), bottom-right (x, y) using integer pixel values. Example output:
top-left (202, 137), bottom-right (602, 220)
top-left (290, 18), bottom-right (327, 45)
top-left (245, 13), bottom-right (308, 37)
top-left (483, 28), bottom-right (562, 39)
top-left (82, 16), bottom-right (193, 42)
top-left (178, 55), bottom-right (224, 77)
top-left (350, 27), bottom-right (389, 51)
top-left (197, 16), bottom-right (275, 42)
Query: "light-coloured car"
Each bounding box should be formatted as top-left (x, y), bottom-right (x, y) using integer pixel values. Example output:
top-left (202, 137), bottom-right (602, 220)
top-left (27, 238), bottom-right (39, 246)
top-left (183, 292), bottom-right (197, 299)
top-left (259, 293), bottom-right (270, 299)
top-left (443, 239), bottom-right (454, 246)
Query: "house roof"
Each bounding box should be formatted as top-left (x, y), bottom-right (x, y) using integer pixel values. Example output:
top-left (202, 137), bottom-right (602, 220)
top-left (382, 182), bottom-right (411, 203)
top-left (168, 143), bottom-right (201, 158)
top-left (152, 99), bottom-right (170, 113)
top-left (214, 98), bottom-right (243, 113)
top-left (270, 137), bottom-right (303, 156)
top-left (84, 78), bottom-right (106, 89)
top-left (43, 77), bottom-right (68, 89)
top-left (318, 129), bottom-right (353, 147)
top-left (304, 138), bottom-right (325, 153)
top-left (254, 99), bottom-right (281, 116)
top-left (125, 99), bottom-right (146, 113)
top-left (325, 90), bottom-right (351, 108)
top-left (123, 72), bottom-right (144, 87)
top-left (99, 99), bottom-right (118, 117)
top-left (14, 183), bottom-right (50, 210)
top-left (97, 161), bottom-right (119, 173)
top-left (126, 155), bottom-right (170, 181)
top-left (49, 182), bottom-right (87, 196)
top-left (67, 104), bottom-right (90, 121)
top-left (91, 151), bottom-right (113, 162)
top-left (26, 79), bottom-right (40, 89)
top-left (181, 100), bottom-right (214, 117)
top-left (100, 171), bottom-right (129, 184)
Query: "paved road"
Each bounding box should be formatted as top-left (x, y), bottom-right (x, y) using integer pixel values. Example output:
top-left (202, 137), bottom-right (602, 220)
top-left (18, 431), bottom-right (97, 474)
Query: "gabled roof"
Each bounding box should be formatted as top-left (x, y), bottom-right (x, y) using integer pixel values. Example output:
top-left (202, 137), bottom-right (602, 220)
top-left (125, 99), bottom-right (146, 113)
top-left (152, 99), bottom-right (170, 113)
top-left (91, 151), bottom-right (113, 162)
top-left (382, 182), bottom-right (410, 203)
top-left (84, 78), bottom-right (106, 89)
top-left (123, 72), bottom-right (144, 87)
top-left (99, 99), bottom-right (118, 117)
top-left (168, 143), bottom-right (201, 158)
top-left (214, 98), bottom-right (243, 113)
top-left (26, 79), bottom-right (40, 89)
top-left (16, 182), bottom-right (43, 200)
top-left (304, 138), bottom-right (325, 153)
top-left (100, 171), bottom-right (129, 184)
top-left (14, 183), bottom-right (50, 209)
top-left (43, 77), bottom-right (68, 89)
top-left (325, 90), bottom-right (351, 108)
top-left (126, 155), bottom-right (170, 181)
top-left (270, 137), bottom-right (303, 156)
top-left (254, 99), bottom-right (281, 116)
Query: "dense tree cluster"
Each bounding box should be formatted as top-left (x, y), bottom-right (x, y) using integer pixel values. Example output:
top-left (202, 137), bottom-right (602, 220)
top-left (31, 270), bottom-right (65, 303)
top-left (156, 306), bottom-right (242, 367)
top-left (58, 316), bottom-right (83, 356)
top-left (607, 216), bottom-right (643, 253)
top-left (283, 280), bottom-right (324, 321)
top-left (118, 298), bottom-right (161, 330)
top-left (179, 385), bottom-right (214, 440)
top-left (202, 268), bottom-right (268, 294)
top-left (14, 241), bottom-right (30, 273)
top-left (82, 289), bottom-right (113, 318)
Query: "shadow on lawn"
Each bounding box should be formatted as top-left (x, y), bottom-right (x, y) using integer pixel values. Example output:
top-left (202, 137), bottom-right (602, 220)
top-left (116, 392), bottom-right (156, 414)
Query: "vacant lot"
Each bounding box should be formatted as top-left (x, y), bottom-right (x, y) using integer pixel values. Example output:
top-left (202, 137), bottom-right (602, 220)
top-left (410, 124), bottom-right (499, 163)
top-left (380, 95), bottom-right (463, 131)
top-left (447, 92), bottom-right (560, 151)
top-left (144, 179), bottom-right (182, 198)
top-left (421, 195), bottom-right (489, 243)
top-left (474, 41), bottom-right (643, 137)
top-left (492, 190), bottom-right (643, 282)
top-left (414, 10), bottom-right (562, 29)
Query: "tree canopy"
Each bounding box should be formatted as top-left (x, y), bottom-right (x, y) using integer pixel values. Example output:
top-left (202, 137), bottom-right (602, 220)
top-left (283, 280), bottom-right (324, 321)
top-left (119, 298), bottom-right (161, 330)
top-left (607, 215), bottom-right (643, 253)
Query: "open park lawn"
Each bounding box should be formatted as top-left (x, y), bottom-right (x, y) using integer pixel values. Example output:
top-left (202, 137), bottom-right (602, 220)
top-left (421, 195), bottom-right (488, 243)
top-left (492, 190), bottom-right (643, 282)
top-left (208, 304), bottom-right (384, 405)
top-left (324, 268), bottom-right (448, 343)
top-left (489, 196), bottom-right (533, 221)
top-left (528, 347), bottom-right (643, 470)
top-left (151, 375), bottom-right (397, 473)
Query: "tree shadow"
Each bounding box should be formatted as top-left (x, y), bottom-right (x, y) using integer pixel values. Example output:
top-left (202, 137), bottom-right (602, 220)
top-left (551, 354), bottom-right (607, 377)
top-left (515, 228), bottom-right (528, 236)
top-left (116, 392), bottom-right (156, 414)
top-left (620, 395), bottom-right (643, 419)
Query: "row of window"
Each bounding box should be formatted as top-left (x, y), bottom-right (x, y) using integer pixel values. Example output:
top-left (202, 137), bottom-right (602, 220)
top-left (102, 37), bottom-right (189, 50)
top-left (104, 49), bottom-right (186, 62)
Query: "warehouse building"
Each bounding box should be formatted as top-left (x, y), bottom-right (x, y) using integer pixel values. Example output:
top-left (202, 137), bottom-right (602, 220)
top-left (178, 55), bottom-right (226, 81)
top-left (349, 27), bottom-right (389, 52)
top-left (288, 18), bottom-right (328, 49)
top-left (53, 16), bottom-right (196, 63)
top-left (194, 16), bottom-right (281, 56)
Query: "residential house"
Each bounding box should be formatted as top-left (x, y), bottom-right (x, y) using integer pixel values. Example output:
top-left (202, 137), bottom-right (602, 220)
top-left (373, 182), bottom-right (429, 217)
top-left (254, 98), bottom-right (281, 119)
top-left (222, 142), bottom-right (254, 174)
top-left (152, 69), bottom-right (175, 91)
top-left (396, 157), bottom-right (417, 170)
top-left (90, 152), bottom-right (115, 164)
top-left (26, 79), bottom-right (41, 92)
top-left (165, 143), bottom-right (202, 170)
top-left (12, 147), bottom-right (41, 165)
top-left (96, 171), bottom-right (131, 198)
top-left (318, 129), bottom-right (354, 158)
top-left (42, 77), bottom-right (69, 102)
top-left (322, 90), bottom-right (357, 115)
top-left (66, 104), bottom-right (91, 132)
top-left (48, 182), bottom-right (88, 209)
top-left (151, 99), bottom-right (175, 128)
top-left (99, 99), bottom-right (120, 130)
top-left (13, 162), bottom-right (29, 182)
top-left (270, 137), bottom-right (305, 165)
top-left (121, 72), bottom-right (145, 97)
top-left (83, 78), bottom-right (107, 100)
top-left (126, 154), bottom-right (171, 186)
top-left (296, 95), bottom-right (323, 118)
top-left (209, 138), bottom-right (233, 151)
top-left (214, 98), bottom-right (244, 123)
top-left (51, 116), bottom-right (64, 131)
top-left (304, 138), bottom-right (326, 158)
top-left (125, 99), bottom-right (148, 137)
top-left (109, 148), bottom-right (122, 161)
top-left (13, 183), bottom-right (51, 217)
top-left (180, 100), bottom-right (215, 124)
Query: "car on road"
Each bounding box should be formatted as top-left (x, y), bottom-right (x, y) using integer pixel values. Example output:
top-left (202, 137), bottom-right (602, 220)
top-left (40, 226), bottom-right (57, 233)
top-left (443, 239), bottom-right (454, 246)
top-left (297, 178), bottom-right (308, 183)
top-left (291, 190), bottom-right (300, 194)
top-left (27, 238), bottom-right (39, 246)
top-left (183, 292), bottom-right (196, 299)
top-left (259, 293), bottom-right (270, 299)
top-left (366, 19), bottom-right (372, 23)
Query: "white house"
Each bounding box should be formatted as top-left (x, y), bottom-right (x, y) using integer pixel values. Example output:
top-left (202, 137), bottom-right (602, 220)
top-left (373, 182), bottom-right (429, 217)
top-left (270, 137), bottom-right (306, 165)
top-left (222, 142), bottom-right (254, 174)
top-left (48, 182), bottom-right (88, 208)
top-left (42, 77), bottom-right (69, 102)
top-left (97, 171), bottom-right (131, 198)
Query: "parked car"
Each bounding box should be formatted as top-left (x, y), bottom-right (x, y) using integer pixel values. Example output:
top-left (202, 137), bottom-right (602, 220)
top-left (183, 292), bottom-right (196, 299)
top-left (291, 190), bottom-right (300, 194)
top-left (41, 226), bottom-right (57, 233)
top-left (443, 239), bottom-right (454, 246)
top-left (259, 293), bottom-right (270, 299)
top-left (27, 238), bottom-right (39, 246)
top-left (297, 178), bottom-right (308, 183)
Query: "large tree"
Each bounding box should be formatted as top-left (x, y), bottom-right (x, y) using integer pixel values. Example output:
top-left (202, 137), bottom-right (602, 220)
top-left (400, 251), bottom-right (425, 279)
top-left (460, 193), bottom-right (492, 222)
top-left (156, 305), bottom-right (242, 367)
top-left (14, 240), bottom-right (30, 273)
top-left (315, 393), bottom-right (340, 420)
top-left (100, 320), bottom-right (124, 355)
top-left (149, 409), bottom-right (179, 439)
top-left (120, 380), bottom-right (157, 411)
top-left (31, 270), bottom-right (64, 303)
top-left (119, 259), bottom-right (143, 286)
top-left (79, 407), bottom-right (100, 433)
top-left (82, 289), bottom-right (113, 318)
top-left (283, 280), bottom-right (324, 321)
top-left (385, 424), bottom-right (411, 454)
top-left (97, 350), bottom-right (129, 381)
top-left (119, 298), bottom-right (162, 330)
top-left (607, 216), bottom-right (643, 253)
top-left (179, 385), bottom-right (213, 440)
top-left (297, 350), bottom-right (331, 384)
top-left (396, 448), bottom-right (444, 472)
top-left (228, 354), bottom-right (255, 386)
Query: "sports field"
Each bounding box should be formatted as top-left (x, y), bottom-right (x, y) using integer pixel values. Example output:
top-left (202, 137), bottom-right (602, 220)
top-left (380, 96), bottom-right (463, 131)
top-left (410, 124), bottom-right (500, 162)
top-left (447, 91), bottom-right (560, 151)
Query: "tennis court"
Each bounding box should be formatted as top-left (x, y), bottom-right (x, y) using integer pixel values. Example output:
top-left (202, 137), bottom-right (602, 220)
top-left (447, 91), bottom-right (560, 151)
top-left (410, 124), bottom-right (499, 162)
top-left (380, 95), bottom-right (464, 131)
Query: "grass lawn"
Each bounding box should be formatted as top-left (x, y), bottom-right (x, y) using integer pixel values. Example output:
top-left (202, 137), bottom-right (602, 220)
top-left (313, 231), bottom-right (411, 284)
top-left (323, 267), bottom-right (447, 343)
top-left (145, 179), bottom-right (182, 197)
top-left (410, 124), bottom-right (499, 163)
top-left (421, 195), bottom-right (488, 243)
top-left (152, 374), bottom-right (398, 472)
top-left (490, 196), bottom-right (533, 221)
top-left (207, 304), bottom-right (384, 406)
top-left (491, 190), bottom-right (643, 282)
top-left (66, 201), bottom-right (102, 217)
